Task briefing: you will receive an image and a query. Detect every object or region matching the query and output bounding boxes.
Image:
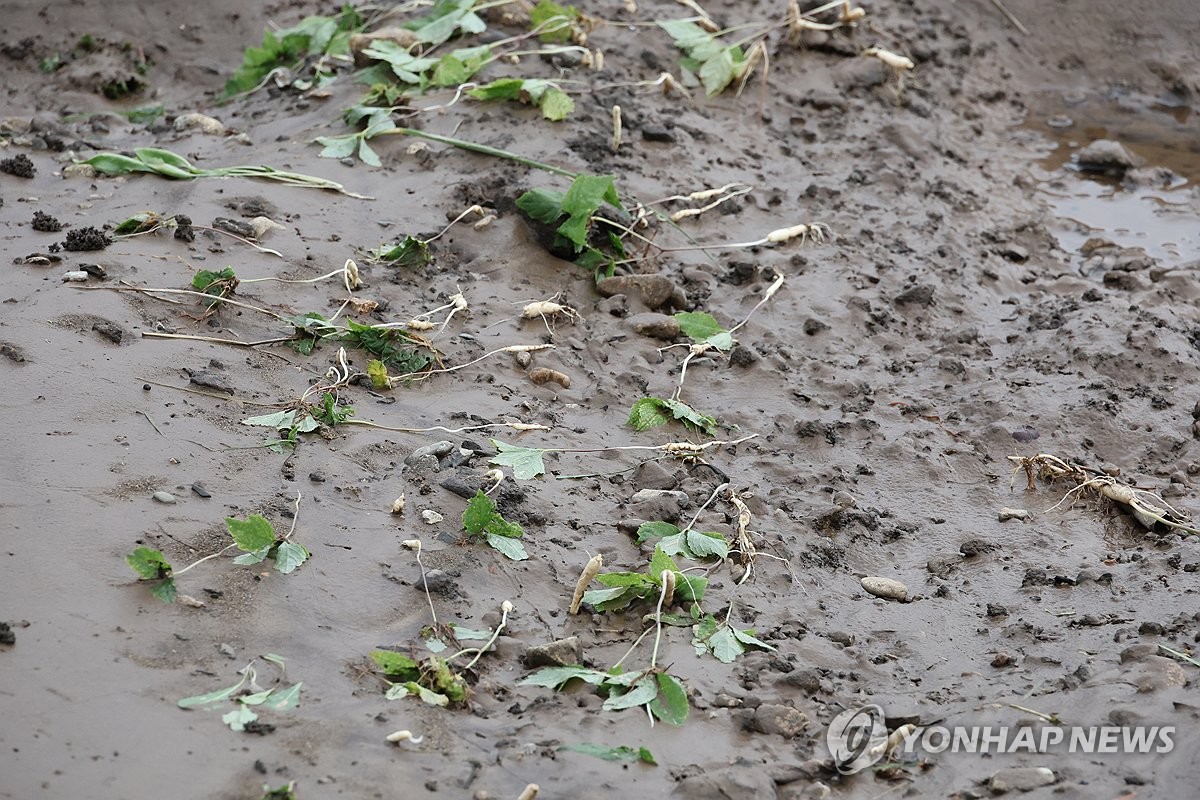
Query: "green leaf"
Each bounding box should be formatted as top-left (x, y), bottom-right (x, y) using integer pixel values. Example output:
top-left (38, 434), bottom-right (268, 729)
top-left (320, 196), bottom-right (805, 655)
top-left (410, 0), bottom-right (486, 46)
top-left (222, 704), bottom-right (258, 731)
top-left (149, 579), bottom-right (177, 604)
top-left (367, 360), bottom-right (391, 389)
top-left (451, 625), bottom-right (492, 640)
top-left (561, 742), bottom-right (657, 764)
top-left (178, 675), bottom-right (247, 708)
top-left (706, 331), bottom-right (735, 351)
top-left (233, 547), bottom-right (270, 566)
top-left (628, 397), bottom-right (671, 431)
top-left (384, 683), bottom-right (410, 700)
top-left (273, 542), bottom-right (309, 574)
top-left (261, 682), bottom-right (303, 710)
top-left (408, 682), bottom-right (450, 706)
top-left (655, 533), bottom-right (688, 557)
top-left (648, 546), bottom-right (677, 580)
top-left (538, 87), bottom-right (575, 121)
top-left (192, 267), bottom-right (237, 293)
top-left (675, 311), bottom-right (724, 341)
top-left (486, 533), bottom-right (529, 561)
top-left (362, 40), bottom-right (438, 83)
top-left (341, 319), bottom-right (434, 373)
top-left (489, 440), bottom-right (547, 479)
top-left (685, 530), bottom-right (729, 559)
top-left (127, 547), bottom-right (173, 580)
top-left (580, 585), bottom-right (635, 611)
top-left (316, 134), bottom-right (358, 159)
top-left (636, 521), bottom-right (680, 543)
top-left (239, 689), bottom-right (275, 706)
top-left (81, 152), bottom-right (149, 175)
top-left (531, 0), bottom-right (579, 42)
top-left (731, 627), bottom-right (775, 653)
top-left (519, 665), bottom-right (607, 689)
top-left (430, 46), bottom-right (490, 87)
top-left (469, 77), bottom-right (527, 101)
top-left (699, 47), bottom-right (744, 96)
top-left (700, 624), bottom-right (743, 663)
top-left (649, 673), bottom-right (688, 725)
top-left (226, 515), bottom-right (277, 553)
top-left (357, 137), bottom-right (382, 168)
top-left (463, 490), bottom-right (497, 535)
top-left (371, 649), bottom-right (420, 678)
top-left (662, 398), bottom-right (719, 435)
top-left (377, 235), bottom-right (430, 267)
top-left (602, 675), bottom-right (658, 711)
top-left (675, 573), bottom-right (708, 603)
top-left (558, 174), bottom-right (621, 249)
top-left (514, 188), bottom-right (564, 225)
top-left (241, 410), bottom-right (298, 430)
top-left (595, 571), bottom-right (657, 589)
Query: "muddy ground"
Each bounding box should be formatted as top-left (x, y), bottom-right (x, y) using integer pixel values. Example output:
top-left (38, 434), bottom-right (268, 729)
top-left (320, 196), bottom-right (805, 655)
top-left (2, 0), bottom-right (1199, 798)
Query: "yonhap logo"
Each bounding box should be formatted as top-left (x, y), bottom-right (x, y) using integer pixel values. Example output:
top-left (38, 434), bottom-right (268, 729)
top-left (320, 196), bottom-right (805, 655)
top-left (827, 704), bottom-right (888, 774)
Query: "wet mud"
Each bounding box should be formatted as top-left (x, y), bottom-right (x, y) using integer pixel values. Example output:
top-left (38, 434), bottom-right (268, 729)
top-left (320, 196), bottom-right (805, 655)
top-left (2, 0), bottom-right (1199, 798)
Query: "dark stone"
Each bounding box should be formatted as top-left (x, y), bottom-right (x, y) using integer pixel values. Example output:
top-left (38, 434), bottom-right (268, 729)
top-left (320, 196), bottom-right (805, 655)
top-left (188, 370), bottom-right (235, 394)
top-left (191, 482), bottom-right (212, 498)
top-left (986, 603), bottom-right (1009, 618)
top-left (894, 284), bottom-right (934, 306)
top-left (729, 344), bottom-right (757, 367)
top-left (803, 318), bottom-right (829, 335)
top-left (523, 636), bottom-right (582, 668)
top-left (309, 471), bottom-right (326, 483)
top-left (91, 320), bottom-right (126, 344)
top-left (641, 125), bottom-right (676, 143)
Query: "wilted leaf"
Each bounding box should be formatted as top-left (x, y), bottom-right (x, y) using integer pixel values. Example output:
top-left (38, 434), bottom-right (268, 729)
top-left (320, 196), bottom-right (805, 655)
top-left (519, 665), bottom-right (607, 689)
top-left (127, 547), bottom-right (173, 580)
top-left (628, 397), bottom-right (671, 431)
top-left (514, 187), bottom-right (564, 224)
top-left (486, 533), bottom-right (528, 561)
top-left (649, 673), bottom-right (688, 724)
top-left (371, 649), bottom-right (419, 678)
top-left (489, 440), bottom-right (546, 479)
top-left (602, 675), bottom-right (658, 711)
top-left (539, 87), bottom-right (575, 120)
top-left (463, 490), bottom-right (497, 534)
top-left (222, 704), bottom-right (258, 732)
top-left (560, 742), bottom-right (657, 764)
top-left (226, 515), bottom-right (276, 553)
top-left (261, 682), bottom-right (303, 710)
top-left (273, 542), bottom-right (309, 574)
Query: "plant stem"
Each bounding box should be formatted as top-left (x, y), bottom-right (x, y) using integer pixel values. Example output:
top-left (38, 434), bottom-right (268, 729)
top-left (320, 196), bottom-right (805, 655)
top-left (384, 128), bottom-right (578, 178)
top-left (461, 603), bottom-right (510, 671)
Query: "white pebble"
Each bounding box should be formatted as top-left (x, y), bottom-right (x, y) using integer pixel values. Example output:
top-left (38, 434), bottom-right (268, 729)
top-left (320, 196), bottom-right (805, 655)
top-left (861, 576), bottom-right (908, 601)
top-left (420, 509), bottom-right (443, 524)
top-left (152, 491), bottom-right (177, 504)
top-left (62, 271), bottom-right (89, 282)
top-left (998, 507), bottom-right (1031, 521)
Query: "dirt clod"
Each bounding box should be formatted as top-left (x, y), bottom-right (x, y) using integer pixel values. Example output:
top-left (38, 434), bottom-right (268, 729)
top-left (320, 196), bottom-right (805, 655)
top-left (0, 153), bottom-right (35, 177)
top-left (62, 226), bottom-right (111, 251)
top-left (31, 211), bottom-right (62, 232)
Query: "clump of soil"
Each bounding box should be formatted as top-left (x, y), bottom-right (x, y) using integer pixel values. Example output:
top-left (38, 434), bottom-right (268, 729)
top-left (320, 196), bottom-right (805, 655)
top-left (31, 211), bottom-right (62, 232)
top-left (0, 621), bottom-right (14, 645)
top-left (62, 226), bottom-right (111, 251)
top-left (173, 214), bottom-right (195, 242)
top-left (0, 153), bottom-right (35, 178)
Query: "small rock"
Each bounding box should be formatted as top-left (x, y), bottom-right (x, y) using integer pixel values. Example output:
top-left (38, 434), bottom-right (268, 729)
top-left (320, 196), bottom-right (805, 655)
top-left (894, 284), bottom-right (934, 307)
top-left (1075, 139), bottom-right (1142, 174)
top-left (91, 320), bottom-right (126, 344)
top-left (749, 704), bottom-right (808, 738)
top-left (405, 454), bottom-right (440, 475)
top-left (62, 270), bottom-right (89, 282)
top-left (641, 124), bottom-right (676, 143)
top-left (188, 370), bottom-right (234, 394)
top-left (626, 312), bottom-right (680, 340)
top-left (523, 636), bottom-right (582, 668)
top-left (633, 460), bottom-right (676, 490)
top-left (420, 509), bottom-right (444, 524)
top-left (991, 652), bottom-right (1014, 668)
top-left (998, 507), bottom-right (1030, 521)
top-left (422, 569), bottom-right (459, 597)
top-left (0, 621), bottom-right (14, 646)
top-left (309, 471), bottom-right (326, 483)
top-left (861, 576), bottom-right (908, 601)
top-left (960, 539), bottom-right (998, 557)
top-left (631, 488), bottom-right (690, 522)
top-left (406, 441), bottom-right (454, 466)
top-left (191, 482), bottom-right (211, 498)
top-left (173, 112), bottom-right (226, 135)
top-left (986, 603), bottom-right (1009, 618)
top-left (152, 491), bottom-right (177, 504)
top-left (218, 642), bottom-right (237, 659)
top-left (440, 475), bottom-right (483, 499)
top-left (803, 318), bottom-right (829, 335)
top-left (832, 491), bottom-right (856, 508)
top-left (927, 555), bottom-right (959, 578)
top-left (597, 274), bottom-right (679, 309)
top-left (987, 766), bottom-right (1055, 793)
top-left (728, 344), bottom-right (757, 367)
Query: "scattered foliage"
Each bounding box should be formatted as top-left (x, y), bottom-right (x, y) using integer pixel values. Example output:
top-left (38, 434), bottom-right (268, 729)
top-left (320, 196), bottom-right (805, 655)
top-left (192, 267), bottom-right (238, 308)
top-left (636, 521), bottom-right (729, 560)
top-left (463, 490), bottom-right (528, 560)
top-left (178, 656), bottom-right (302, 733)
top-left (520, 665), bottom-right (688, 725)
top-left (469, 78), bottom-right (575, 121)
top-left (371, 234), bottom-right (431, 267)
top-left (675, 311), bottom-right (734, 351)
top-left (530, 0), bottom-right (581, 43)
top-left (224, 4), bottom-right (363, 96)
top-left (227, 514), bottom-right (310, 574)
top-left (628, 396), bottom-right (718, 435)
top-left (560, 742), bottom-right (657, 764)
top-left (658, 19), bottom-right (748, 96)
top-left (489, 440), bottom-right (548, 480)
top-left (582, 545), bottom-right (707, 612)
top-left (126, 546), bottom-right (176, 603)
top-left (692, 613), bottom-right (775, 663)
top-left (371, 649), bottom-right (469, 706)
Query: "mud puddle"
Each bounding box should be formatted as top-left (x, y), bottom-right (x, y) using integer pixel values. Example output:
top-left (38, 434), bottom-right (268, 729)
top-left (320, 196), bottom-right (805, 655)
top-left (1025, 90), bottom-right (1200, 267)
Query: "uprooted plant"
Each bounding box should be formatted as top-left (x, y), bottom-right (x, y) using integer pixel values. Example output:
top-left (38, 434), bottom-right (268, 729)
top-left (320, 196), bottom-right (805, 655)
top-left (177, 653), bottom-right (302, 733)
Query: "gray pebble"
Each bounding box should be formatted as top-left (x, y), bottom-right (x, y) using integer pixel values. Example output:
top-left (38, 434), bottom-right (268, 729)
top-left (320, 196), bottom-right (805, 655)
top-left (625, 312), bottom-right (680, 340)
top-left (405, 441), bottom-right (454, 465)
top-left (861, 576), bottom-right (908, 601)
top-left (987, 767), bottom-right (1055, 793)
top-left (523, 636), bottom-right (582, 668)
top-left (152, 491), bottom-right (177, 504)
top-left (997, 507), bottom-right (1030, 521)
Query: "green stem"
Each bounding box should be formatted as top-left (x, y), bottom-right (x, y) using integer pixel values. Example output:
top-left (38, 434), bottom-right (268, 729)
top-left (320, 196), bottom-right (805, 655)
top-left (386, 128), bottom-right (578, 178)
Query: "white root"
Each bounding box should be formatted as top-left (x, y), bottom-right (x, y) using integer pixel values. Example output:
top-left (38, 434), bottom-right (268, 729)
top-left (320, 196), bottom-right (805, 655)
top-left (521, 300), bottom-right (580, 321)
top-left (570, 553), bottom-right (604, 614)
top-left (406, 319), bottom-right (436, 331)
top-left (660, 568), bottom-right (677, 609)
top-left (386, 729), bottom-right (424, 744)
top-left (766, 223), bottom-right (830, 244)
top-left (670, 184), bottom-right (753, 222)
top-left (863, 46), bottom-right (915, 72)
top-left (516, 785), bottom-right (540, 800)
top-left (343, 258), bottom-right (362, 291)
top-left (611, 105), bottom-right (623, 152)
top-left (392, 495), bottom-right (407, 514)
top-left (507, 422), bottom-right (551, 431)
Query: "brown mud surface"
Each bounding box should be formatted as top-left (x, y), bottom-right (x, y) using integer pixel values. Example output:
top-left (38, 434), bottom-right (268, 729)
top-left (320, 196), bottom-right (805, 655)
top-left (2, 1), bottom-right (1200, 798)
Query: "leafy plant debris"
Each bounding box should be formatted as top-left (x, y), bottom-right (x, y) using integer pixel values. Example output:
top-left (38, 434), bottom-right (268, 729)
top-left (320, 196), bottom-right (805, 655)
top-left (463, 490), bottom-right (528, 560)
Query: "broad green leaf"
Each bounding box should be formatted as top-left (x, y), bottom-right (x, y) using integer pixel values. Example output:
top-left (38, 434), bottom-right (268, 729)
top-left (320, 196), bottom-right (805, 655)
top-left (135, 147), bottom-right (196, 174)
top-left (518, 665), bottom-right (607, 689)
top-left (377, 235), bottom-right (430, 267)
top-left (367, 360), bottom-right (391, 390)
top-left (648, 546), bottom-right (676, 580)
top-left (485, 517), bottom-right (524, 539)
top-left (222, 704), bottom-right (258, 731)
top-left (655, 533), bottom-right (688, 557)
top-left (469, 77), bottom-right (527, 101)
top-left (702, 625), bottom-right (744, 663)
top-left (685, 530), bottom-right (728, 559)
top-left (649, 673), bottom-right (688, 725)
top-left (661, 398), bottom-right (718, 436)
top-left (628, 397), bottom-right (671, 431)
top-left (409, 682), bottom-right (450, 706)
top-left (410, 0), bottom-right (485, 45)
top-left (261, 682), bottom-right (302, 710)
top-left (233, 547), bottom-right (270, 565)
top-left (675, 573), bottom-right (708, 603)
top-left (514, 188), bottom-right (564, 224)
top-left (561, 742), bottom-right (657, 764)
top-left (316, 134), bottom-right (358, 159)
top-left (706, 330), bottom-right (734, 351)
top-left (430, 46), bottom-right (490, 86)
top-left (489, 440), bottom-right (546, 479)
top-left (463, 490), bottom-right (496, 534)
top-left (385, 683), bottom-right (410, 700)
top-left (242, 410), bottom-right (298, 430)
top-left (226, 515), bottom-right (276, 553)
top-left (732, 627), bottom-right (775, 653)
top-left (675, 311), bottom-right (724, 341)
top-left (451, 625), bottom-right (492, 640)
top-left (371, 649), bottom-right (419, 677)
top-left (127, 547), bottom-right (173, 580)
top-left (82, 152), bottom-right (148, 175)
top-left (273, 542), bottom-right (309, 574)
top-left (357, 137), bottom-right (382, 168)
top-left (699, 47), bottom-right (743, 96)
top-left (636, 521), bottom-right (680, 543)
top-left (486, 533), bottom-right (529, 561)
top-left (178, 675), bottom-right (247, 708)
top-left (531, 0), bottom-right (579, 42)
top-left (580, 585), bottom-right (634, 610)
top-left (557, 175), bottom-right (621, 249)
top-left (362, 41), bottom-right (438, 83)
top-left (602, 675), bottom-right (658, 711)
top-left (149, 579), bottom-right (177, 604)
top-left (595, 571), bottom-right (656, 589)
top-left (539, 87), bottom-right (575, 121)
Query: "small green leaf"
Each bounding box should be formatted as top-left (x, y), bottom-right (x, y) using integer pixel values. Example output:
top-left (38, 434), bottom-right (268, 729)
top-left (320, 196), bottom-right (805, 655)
top-left (489, 440), bottom-right (546, 479)
top-left (649, 673), bottom-right (689, 725)
top-left (706, 330), bottom-right (735, 351)
top-left (408, 682), bottom-right (450, 706)
top-left (580, 585), bottom-right (636, 611)
top-left (636, 521), bottom-right (680, 543)
top-left (127, 547), bottom-right (173, 580)
top-left (486, 533), bottom-right (529, 561)
top-left (731, 627), bottom-right (775, 653)
top-left (377, 235), bottom-right (430, 267)
top-left (239, 689), bottom-right (275, 706)
top-left (451, 625), bottom-right (492, 640)
top-left (595, 571), bottom-right (657, 589)
top-left (273, 542), bottom-right (309, 574)
top-left (469, 77), bottom-right (527, 101)
top-left (241, 410), bottom-right (298, 430)
top-left (316, 134), bottom-right (358, 159)
top-left (602, 675), bottom-right (658, 711)
top-left (519, 665), bottom-right (608, 689)
top-left (514, 188), bottom-right (564, 224)
top-left (530, 0), bottom-right (579, 43)
top-left (557, 174), bottom-right (621, 249)
top-left (648, 546), bottom-right (676, 580)
top-left (538, 87), bottom-right (575, 121)
top-left (463, 490), bottom-right (496, 535)
top-left (674, 311), bottom-right (724, 341)
top-left (385, 683), bottom-right (410, 700)
top-left (222, 704), bottom-right (258, 732)
top-left (628, 397), bottom-right (671, 431)
top-left (661, 398), bottom-right (718, 436)
top-left (149, 579), bottom-right (177, 603)
top-left (685, 530), bottom-right (728, 559)
top-left (178, 675), bottom-right (247, 708)
top-left (367, 360), bottom-right (391, 389)
top-left (261, 682), bottom-right (303, 710)
top-left (560, 742), bottom-right (657, 764)
top-left (357, 137), bottom-right (382, 167)
top-left (371, 649), bottom-right (420, 678)
top-left (233, 546), bottom-right (270, 566)
top-left (226, 515), bottom-right (277, 553)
